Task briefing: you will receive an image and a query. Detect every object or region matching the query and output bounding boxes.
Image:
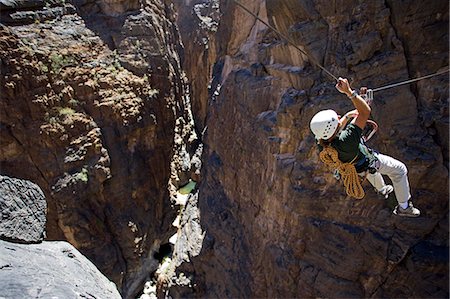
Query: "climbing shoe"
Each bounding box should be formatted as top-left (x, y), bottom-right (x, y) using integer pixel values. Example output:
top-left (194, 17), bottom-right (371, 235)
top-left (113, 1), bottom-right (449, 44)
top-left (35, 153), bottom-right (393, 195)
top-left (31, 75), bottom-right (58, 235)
top-left (393, 201), bottom-right (420, 218)
top-left (377, 185), bottom-right (394, 199)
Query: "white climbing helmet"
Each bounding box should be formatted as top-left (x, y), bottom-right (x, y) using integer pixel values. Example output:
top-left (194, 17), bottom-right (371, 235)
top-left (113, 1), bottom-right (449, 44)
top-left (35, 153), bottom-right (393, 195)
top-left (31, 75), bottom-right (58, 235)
top-left (310, 109), bottom-right (339, 140)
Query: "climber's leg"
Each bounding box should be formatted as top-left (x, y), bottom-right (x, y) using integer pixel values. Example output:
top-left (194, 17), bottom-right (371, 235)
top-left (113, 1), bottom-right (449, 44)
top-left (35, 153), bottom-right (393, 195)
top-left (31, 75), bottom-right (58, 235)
top-left (375, 153), bottom-right (410, 204)
top-left (366, 171), bottom-right (393, 198)
top-left (366, 171), bottom-right (386, 191)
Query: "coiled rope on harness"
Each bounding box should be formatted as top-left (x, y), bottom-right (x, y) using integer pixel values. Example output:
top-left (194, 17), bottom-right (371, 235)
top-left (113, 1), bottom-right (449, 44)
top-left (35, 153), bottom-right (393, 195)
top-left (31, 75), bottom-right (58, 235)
top-left (319, 146), bottom-right (365, 199)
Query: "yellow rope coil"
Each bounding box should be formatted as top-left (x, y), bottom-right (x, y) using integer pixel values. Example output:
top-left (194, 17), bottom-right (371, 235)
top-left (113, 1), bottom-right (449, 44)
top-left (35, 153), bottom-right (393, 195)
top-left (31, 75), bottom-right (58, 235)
top-left (319, 146), bottom-right (365, 199)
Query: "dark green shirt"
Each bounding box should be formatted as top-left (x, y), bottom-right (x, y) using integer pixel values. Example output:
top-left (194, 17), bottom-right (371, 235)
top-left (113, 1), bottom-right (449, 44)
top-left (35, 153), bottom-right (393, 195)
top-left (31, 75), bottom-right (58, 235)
top-left (331, 123), bottom-right (364, 163)
top-left (317, 124), bottom-right (376, 172)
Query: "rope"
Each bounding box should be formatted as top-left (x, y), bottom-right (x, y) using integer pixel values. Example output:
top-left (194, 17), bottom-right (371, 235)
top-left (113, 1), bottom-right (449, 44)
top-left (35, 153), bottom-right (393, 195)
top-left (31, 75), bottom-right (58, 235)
top-left (232, 0), bottom-right (339, 81)
top-left (372, 68), bottom-right (449, 92)
top-left (319, 146), bottom-right (365, 199)
top-left (232, 1), bottom-right (448, 95)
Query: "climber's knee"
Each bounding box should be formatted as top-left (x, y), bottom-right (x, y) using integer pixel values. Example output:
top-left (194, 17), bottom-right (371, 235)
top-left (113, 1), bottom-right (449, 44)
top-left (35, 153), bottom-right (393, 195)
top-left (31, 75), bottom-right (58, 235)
top-left (398, 161), bottom-right (408, 177)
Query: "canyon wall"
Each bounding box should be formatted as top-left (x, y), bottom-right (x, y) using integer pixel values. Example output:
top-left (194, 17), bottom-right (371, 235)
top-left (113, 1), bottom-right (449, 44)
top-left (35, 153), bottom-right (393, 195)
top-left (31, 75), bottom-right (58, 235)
top-left (0, 0), bottom-right (448, 298)
top-left (1, 0), bottom-right (201, 297)
top-left (174, 0), bottom-right (449, 298)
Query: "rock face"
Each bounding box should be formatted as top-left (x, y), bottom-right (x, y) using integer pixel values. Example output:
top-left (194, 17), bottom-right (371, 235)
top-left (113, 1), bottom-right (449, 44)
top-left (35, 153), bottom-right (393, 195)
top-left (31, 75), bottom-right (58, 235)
top-left (1, 0), bottom-right (201, 297)
top-left (0, 0), bottom-right (448, 298)
top-left (0, 239), bottom-right (121, 298)
top-left (173, 0), bottom-right (449, 298)
top-left (0, 175), bottom-right (46, 243)
top-left (0, 175), bottom-right (121, 298)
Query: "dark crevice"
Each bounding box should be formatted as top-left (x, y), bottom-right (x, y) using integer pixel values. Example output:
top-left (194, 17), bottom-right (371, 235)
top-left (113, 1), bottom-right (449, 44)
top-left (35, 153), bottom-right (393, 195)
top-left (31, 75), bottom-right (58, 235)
top-left (429, 122), bottom-right (449, 170)
top-left (153, 243), bottom-right (173, 263)
top-left (384, 0), bottom-right (413, 83)
top-left (102, 205), bottom-right (128, 293)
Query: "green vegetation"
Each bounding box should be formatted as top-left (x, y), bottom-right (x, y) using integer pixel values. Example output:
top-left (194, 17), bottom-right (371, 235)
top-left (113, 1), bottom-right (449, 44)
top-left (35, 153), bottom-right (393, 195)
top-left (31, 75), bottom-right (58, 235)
top-left (68, 99), bottom-right (80, 107)
top-left (111, 50), bottom-right (124, 72)
top-left (178, 180), bottom-right (197, 195)
top-left (113, 60), bottom-right (122, 71)
top-left (50, 53), bottom-right (75, 74)
top-left (47, 115), bottom-right (58, 124)
top-left (38, 61), bottom-right (49, 73)
top-left (75, 167), bottom-right (89, 183)
top-left (58, 107), bottom-right (75, 116)
top-left (44, 107), bottom-right (76, 126)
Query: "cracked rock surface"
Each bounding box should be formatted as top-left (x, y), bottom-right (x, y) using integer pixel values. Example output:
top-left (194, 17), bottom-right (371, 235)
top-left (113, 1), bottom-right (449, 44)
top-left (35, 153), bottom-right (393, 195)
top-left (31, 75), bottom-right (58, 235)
top-left (174, 0), bottom-right (449, 298)
top-left (0, 239), bottom-right (121, 298)
top-left (0, 0), bottom-right (448, 298)
top-left (0, 175), bottom-right (46, 243)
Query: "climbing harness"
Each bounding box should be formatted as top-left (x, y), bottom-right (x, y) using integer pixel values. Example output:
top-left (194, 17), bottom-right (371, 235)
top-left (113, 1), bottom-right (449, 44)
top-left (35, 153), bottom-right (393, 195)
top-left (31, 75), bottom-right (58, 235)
top-left (319, 146), bottom-right (365, 199)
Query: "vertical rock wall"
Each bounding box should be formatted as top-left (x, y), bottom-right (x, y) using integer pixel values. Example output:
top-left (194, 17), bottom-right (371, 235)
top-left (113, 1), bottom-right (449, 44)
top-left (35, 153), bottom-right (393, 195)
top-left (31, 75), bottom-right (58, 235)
top-left (0, 0), bottom-right (448, 298)
top-left (175, 0), bottom-right (448, 298)
top-left (1, 0), bottom-right (201, 297)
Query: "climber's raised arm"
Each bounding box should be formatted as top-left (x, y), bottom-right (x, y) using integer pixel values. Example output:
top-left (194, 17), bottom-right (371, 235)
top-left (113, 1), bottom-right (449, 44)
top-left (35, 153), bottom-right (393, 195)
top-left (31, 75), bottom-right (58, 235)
top-left (340, 109), bottom-right (358, 128)
top-left (335, 77), bottom-right (371, 130)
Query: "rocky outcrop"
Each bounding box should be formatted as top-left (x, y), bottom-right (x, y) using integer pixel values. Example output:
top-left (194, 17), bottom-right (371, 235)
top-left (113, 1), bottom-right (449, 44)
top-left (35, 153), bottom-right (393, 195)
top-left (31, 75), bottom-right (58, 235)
top-left (0, 175), bottom-right (46, 243)
top-left (0, 239), bottom-right (121, 298)
top-left (0, 0), bottom-right (448, 298)
top-left (0, 175), bottom-right (120, 298)
top-left (1, 0), bottom-right (201, 297)
top-left (173, 0), bottom-right (449, 298)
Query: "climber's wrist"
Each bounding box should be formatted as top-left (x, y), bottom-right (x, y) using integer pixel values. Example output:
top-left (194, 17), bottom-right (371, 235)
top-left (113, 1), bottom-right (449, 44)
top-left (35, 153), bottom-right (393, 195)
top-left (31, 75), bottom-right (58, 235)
top-left (347, 89), bottom-right (357, 99)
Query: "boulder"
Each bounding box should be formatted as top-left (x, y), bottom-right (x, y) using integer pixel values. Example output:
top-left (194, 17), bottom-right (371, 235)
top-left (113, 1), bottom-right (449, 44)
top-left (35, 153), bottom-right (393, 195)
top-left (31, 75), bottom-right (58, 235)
top-left (0, 175), bottom-right (46, 243)
top-left (0, 239), bottom-right (121, 298)
top-left (0, 174), bottom-right (121, 298)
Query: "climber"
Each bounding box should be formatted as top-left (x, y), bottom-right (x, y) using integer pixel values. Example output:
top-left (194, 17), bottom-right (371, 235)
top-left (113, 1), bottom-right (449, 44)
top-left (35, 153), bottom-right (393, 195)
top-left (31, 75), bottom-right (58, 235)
top-left (310, 77), bottom-right (420, 217)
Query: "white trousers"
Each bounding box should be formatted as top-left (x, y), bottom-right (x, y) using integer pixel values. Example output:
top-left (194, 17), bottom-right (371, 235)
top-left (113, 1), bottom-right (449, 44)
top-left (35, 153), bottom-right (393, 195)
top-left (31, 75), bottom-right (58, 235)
top-left (365, 153), bottom-right (411, 204)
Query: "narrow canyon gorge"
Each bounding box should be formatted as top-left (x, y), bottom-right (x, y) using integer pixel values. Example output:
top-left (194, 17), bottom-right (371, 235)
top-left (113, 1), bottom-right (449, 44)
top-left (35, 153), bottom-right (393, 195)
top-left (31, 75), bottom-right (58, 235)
top-left (0, 0), bottom-right (448, 298)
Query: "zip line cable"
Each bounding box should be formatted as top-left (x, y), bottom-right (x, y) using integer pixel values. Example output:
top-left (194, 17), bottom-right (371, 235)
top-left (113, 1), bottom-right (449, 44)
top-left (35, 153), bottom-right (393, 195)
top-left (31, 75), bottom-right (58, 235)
top-left (372, 68), bottom-right (449, 92)
top-left (232, 0), bottom-right (449, 92)
top-left (232, 0), bottom-right (339, 81)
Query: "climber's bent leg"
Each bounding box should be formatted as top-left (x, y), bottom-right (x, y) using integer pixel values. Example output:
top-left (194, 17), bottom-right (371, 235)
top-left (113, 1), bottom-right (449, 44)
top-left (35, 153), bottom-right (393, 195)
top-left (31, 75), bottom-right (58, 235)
top-left (366, 171), bottom-right (386, 191)
top-left (366, 171), bottom-right (393, 198)
top-left (374, 153), bottom-right (411, 204)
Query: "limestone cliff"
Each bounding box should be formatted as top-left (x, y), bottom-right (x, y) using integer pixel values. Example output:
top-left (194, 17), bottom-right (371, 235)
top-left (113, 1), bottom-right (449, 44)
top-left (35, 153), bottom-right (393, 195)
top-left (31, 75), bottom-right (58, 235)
top-left (0, 0), bottom-right (448, 298)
